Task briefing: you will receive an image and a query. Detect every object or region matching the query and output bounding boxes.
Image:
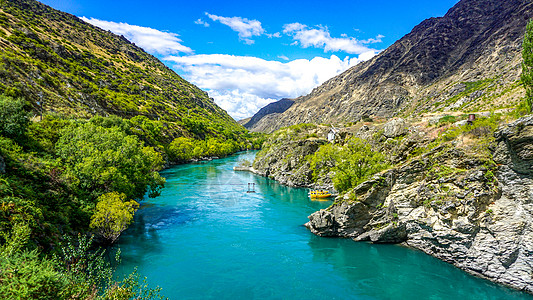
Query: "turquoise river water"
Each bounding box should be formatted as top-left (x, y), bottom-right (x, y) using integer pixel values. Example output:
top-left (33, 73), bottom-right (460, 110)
top-left (115, 151), bottom-right (532, 299)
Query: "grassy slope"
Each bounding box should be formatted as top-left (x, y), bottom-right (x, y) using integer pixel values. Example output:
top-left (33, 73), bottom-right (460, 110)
top-left (0, 0), bottom-right (242, 135)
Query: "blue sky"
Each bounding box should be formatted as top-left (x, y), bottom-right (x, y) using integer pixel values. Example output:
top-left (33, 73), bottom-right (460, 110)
top-left (40, 0), bottom-right (459, 120)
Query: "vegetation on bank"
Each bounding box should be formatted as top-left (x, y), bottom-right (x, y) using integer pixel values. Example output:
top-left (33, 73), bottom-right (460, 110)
top-left (0, 93), bottom-right (261, 298)
top-left (307, 138), bottom-right (389, 193)
top-left (0, 0), bottom-right (240, 132)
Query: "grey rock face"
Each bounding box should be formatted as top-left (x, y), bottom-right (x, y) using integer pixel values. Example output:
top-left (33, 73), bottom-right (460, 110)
top-left (253, 138), bottom-right (327, 188)
top-left (383, 118), bottom-right (408, 138)
top-left (306, 116), bottom-right (533, 293)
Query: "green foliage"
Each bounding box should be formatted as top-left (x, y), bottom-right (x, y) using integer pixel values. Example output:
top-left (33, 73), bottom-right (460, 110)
top-left (56, 122), bottom-right (165, 199)
top-left (0, 224), bottom-right (165, 299)
top-left (522, 18), bottom-right (533, 113)
top-left (90, 192), bottom-right (138, 242)
top-left (307, 138), bottom-right (389, 193)
top-left (168, 137), bottom-right (196, 161)
top-left (332, 138), bottom-right (389, 192)
top-left (307, 143), bottom-right (341, 182)
top-left (26, 114), bottom-right (72, 153)
top-left (361, 115), bottom-right (373, 122)
top-left (436, 115), bottom-right (456, 127)
top-left (0, 94), bottom-right (30, 139)
top-left (167, 136), bottom-right (241, 162)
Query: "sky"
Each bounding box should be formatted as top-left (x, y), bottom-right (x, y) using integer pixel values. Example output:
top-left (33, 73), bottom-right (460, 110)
top-left (39, 0), bottom-right (460, 120)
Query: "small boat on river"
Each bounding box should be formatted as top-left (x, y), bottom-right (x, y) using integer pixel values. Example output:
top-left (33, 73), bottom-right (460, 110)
top-left (309, 190), bottom-right (332, 199)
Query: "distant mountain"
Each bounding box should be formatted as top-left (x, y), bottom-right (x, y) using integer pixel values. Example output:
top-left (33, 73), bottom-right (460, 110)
top-left (243, 98), bottom-right (294, 131)
top-left (252, 0), bottom-right (533, 132)
top-left (0, 0), bottom-right (242, 133)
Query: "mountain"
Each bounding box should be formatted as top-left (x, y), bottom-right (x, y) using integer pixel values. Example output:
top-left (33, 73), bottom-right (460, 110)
top-left (0, 0), bottom-right (242, 133)
top-left (251, 0), bottom-right (533, 133)
top-left (243, 98), bottom-right (294, 131)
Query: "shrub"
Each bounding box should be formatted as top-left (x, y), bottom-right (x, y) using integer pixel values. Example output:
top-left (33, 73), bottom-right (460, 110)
top-left (0, 94), bottom-right (29, 139)
top-left (90, 192), bottom-right (138, 242)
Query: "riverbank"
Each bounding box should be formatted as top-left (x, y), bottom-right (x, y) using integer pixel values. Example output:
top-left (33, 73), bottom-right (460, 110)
top-left (251, 116), bottom-right (533, 294)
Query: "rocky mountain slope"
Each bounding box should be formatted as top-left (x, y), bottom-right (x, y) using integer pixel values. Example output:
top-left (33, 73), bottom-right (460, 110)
top-left (251, 0), bottom-right (532, 133)
top-left (243, 98), bottom-right (293, 131)
top-left (0, 0), bottom-right (241, 133)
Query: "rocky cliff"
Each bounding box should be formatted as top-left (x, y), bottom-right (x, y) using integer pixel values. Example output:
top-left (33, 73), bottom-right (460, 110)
top-left (252, 124), bottom-right (330, 187)
top-left (251, 0), bottom-right (532, 133)
top-left (305, 116), bottom-right (533, 293)
top-left (243, 98), bottom-right (294, 131)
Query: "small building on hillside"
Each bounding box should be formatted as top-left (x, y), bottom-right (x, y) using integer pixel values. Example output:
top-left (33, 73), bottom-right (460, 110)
top-left (327, 126), bottom-right (339, 143)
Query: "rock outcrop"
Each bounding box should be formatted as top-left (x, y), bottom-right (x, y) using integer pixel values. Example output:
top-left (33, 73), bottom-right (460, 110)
top-left (305, 116), bottom-right (533, 293)
top-left (252, 124), bottom-right (333, 188)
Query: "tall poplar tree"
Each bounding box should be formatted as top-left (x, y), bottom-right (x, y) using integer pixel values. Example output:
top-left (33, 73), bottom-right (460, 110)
top-left (522, 19), bottom-right (533, 113)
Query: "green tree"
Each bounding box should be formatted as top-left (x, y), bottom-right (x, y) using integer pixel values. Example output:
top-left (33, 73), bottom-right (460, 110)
top-left (90, 192), bottom-right (138, 242)
top-left (0, 95), bottom-right (30, 139)
top-left (332, 138), bottom-right (389, 193)
top-left (56, 122), bottom-right (165, 199)
top-left (522, 19), bottom-right (533, 113)
top-left (168, 137), bottom-right (195, 161)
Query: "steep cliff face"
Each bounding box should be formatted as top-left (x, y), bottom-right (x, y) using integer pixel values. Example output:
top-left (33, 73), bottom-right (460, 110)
top-left (305, 116), bottom-right (533, 293)
top-left (252, 0), bottom-right (532, 133)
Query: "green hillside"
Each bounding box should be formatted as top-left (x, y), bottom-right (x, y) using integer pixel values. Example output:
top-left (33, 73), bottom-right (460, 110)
top-left (0, 0), bottom-right (242, 136)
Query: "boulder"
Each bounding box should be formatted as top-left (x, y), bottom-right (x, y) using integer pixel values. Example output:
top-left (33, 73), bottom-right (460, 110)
top-left (383, 118), bottom-right (408, 138)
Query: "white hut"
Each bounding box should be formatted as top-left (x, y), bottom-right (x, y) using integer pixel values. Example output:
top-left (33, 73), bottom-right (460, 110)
top-left (327, 126), bottom-right (338, 142)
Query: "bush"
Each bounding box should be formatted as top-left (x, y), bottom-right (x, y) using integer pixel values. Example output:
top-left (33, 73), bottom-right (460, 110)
top-left (0, 94), bottom-right (30, 139)
top-left (332, 138), bottom-right (389, 192)
top-left (90, 192), bottom-right (138, 242)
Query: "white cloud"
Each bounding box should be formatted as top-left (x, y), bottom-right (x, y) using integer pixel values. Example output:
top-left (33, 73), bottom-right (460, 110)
top-left (80, 17), bottom-right (382, 120)
top-left (164, 53), bottom-right (377, 120)
top-left (81, 17), bottom-right (193, 55)
top-left (267, 32), bottom-right (281, 38)
top-left (205, 13), bottom-right (265, 44)
top-left (361, 34), bottom-right (385, 44)
top-left (194, 19), bottom-right (210, 27)
top-left (283, 22), bottom-right (382, 54)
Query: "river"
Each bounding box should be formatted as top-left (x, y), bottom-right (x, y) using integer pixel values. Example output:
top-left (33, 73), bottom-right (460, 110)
top-left (115, 151), bottom-right (531, 299)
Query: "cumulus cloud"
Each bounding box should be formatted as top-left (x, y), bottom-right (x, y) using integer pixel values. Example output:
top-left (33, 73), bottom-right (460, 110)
top-left (165, 53), bottom-right (377, 120)
top-left (194, 19), bottom-right (210, 27)
top-left (205, 13), bottom-right (265, 44)
top-left (283, 22), bottom-right (382, 54)
top-left (81, 17), bottom-right (193, 55)
top-left (80, 16), bottom-right (382, 120)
